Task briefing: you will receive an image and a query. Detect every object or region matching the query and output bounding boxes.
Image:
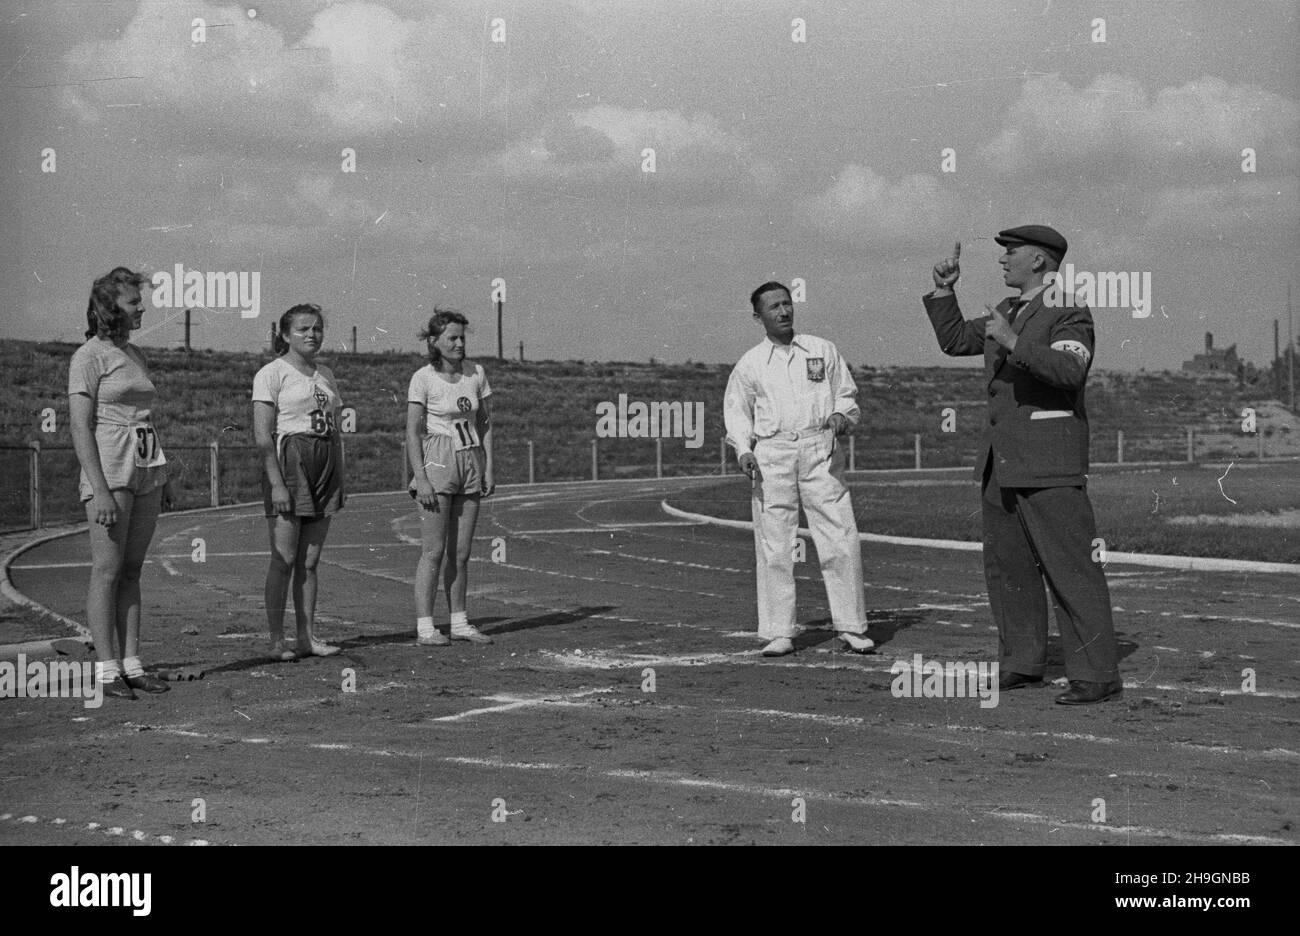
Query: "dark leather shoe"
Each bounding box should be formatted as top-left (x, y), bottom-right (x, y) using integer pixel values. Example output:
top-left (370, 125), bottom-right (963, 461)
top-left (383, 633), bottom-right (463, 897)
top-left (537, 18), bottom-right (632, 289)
top-left (999, 671), bottom-right (1044, 691)
top-left (103, 676), bottom-right (136, 700)
top-left (1055, 679), bottom-right (1123, 705)
top-left (126, 673), bottom-right (171, 694)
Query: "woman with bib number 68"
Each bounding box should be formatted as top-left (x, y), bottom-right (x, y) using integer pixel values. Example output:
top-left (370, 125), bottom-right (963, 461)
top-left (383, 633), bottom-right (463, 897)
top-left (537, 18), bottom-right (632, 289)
top-left (406, 309), bottom-right (495, 646)
top-left (253, 304), bottom-right (345, 662)
top-left (68, 267), bottom-right (175, 700)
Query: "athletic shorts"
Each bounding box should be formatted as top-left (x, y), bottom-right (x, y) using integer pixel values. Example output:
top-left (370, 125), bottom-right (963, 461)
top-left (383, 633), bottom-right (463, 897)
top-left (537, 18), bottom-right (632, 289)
top-left (78, 423), bottom-right (168, 502)
top-left (408, 434), bottom-right (485, 498)
top-left (263, 433), bottom-right (342, 518)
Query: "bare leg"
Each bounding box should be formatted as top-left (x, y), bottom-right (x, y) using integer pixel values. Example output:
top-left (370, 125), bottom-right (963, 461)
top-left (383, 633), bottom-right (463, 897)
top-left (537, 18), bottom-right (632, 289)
top-left (85, 491), bottom-right (135, 663)
top-left (117, 487), bottom-right (162, 661)
top-left (265, 514), bottom-right (301, 658)
top-left (442, 495), bottom-right (481, 614)
top-left (293, 516), bottom-right (335, 654)
top-left (414, 495), bottom-right (452, 619)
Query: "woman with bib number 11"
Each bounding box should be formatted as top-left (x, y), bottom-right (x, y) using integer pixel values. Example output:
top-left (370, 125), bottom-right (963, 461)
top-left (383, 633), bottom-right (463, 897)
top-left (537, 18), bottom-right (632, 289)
top-left (406, 309), bottom-right (495, 646)
top-left (68, 267), bottom-right (176, 700)
top-left (253, 304), bottom-right (345, 662)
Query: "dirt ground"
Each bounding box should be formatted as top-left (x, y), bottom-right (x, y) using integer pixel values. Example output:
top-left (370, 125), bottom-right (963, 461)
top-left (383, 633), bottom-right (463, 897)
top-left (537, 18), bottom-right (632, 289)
top-left (1, 478), bottom-right (1296, 845)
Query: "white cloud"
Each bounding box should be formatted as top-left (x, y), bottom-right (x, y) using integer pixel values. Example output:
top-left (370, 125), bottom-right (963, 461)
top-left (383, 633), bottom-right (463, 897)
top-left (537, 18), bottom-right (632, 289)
top-left (799, 164), bottom-right (959, 243)
top-left (984, 74), bottom-right (1298, 175)
top-left (1144, 177), bottom-right (1300, 240)
top-left (571, 105), bottom-right (735, 161)
top-left (493, 105), bottom-right (779, 201)
top-left (60, 1), bottom-right (522, 137)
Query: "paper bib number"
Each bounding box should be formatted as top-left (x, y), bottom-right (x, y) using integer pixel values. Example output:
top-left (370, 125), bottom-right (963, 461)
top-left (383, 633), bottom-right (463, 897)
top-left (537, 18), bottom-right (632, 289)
top-left (309, 409), bottom-right (336, 436)
top-left (451, 418), bottom-right (480, 451)
top-left (133, 425), bottom-right (165, 468)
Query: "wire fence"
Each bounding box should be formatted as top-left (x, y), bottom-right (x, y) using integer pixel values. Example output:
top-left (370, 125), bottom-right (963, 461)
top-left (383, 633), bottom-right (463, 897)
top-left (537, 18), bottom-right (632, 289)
top-left (0, 425), bottom-right (1284, 532)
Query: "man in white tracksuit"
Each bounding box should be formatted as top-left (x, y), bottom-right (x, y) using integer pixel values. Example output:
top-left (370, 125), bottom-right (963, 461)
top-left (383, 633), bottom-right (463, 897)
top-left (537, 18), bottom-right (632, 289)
top-left (723, 281), bottom-right (874, 657)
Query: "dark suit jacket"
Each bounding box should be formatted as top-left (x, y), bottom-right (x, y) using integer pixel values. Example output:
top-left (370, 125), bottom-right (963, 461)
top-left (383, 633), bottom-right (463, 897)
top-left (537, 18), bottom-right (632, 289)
top-left (923, 288), bottom-right (1095, 487)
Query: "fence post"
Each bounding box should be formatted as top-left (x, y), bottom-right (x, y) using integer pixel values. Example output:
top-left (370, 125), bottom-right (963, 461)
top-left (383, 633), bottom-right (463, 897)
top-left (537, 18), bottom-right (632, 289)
top-left (914, 433), bottom-right (921, 470)
top-left (1186, 426), bottom-right (1194, 464)
top-left (720, 439), bottom-right (727, 476)
top-left (209, 440), bottom-right (220, 507)
top-left (1117, 429), bottom-right (1124, 465)
top-left (849, 435), bottom-right (856, 472)
top-left (28, 440), bottom-right (40, 530)
top-left (400, 438), bottom-right (407, 488)
top-left (655, 438), bottom-right (663, 479)
top-left (527, 440), bottom-right (535, 484)
top-left (591, 439), bottom-right (598, 481)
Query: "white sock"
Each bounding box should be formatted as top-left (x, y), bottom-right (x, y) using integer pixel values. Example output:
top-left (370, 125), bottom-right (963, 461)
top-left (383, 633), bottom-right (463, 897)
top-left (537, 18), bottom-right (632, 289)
top-left (417, 615), bottom-right (436, 638)
top-left (122, 656), bottom-right (145, 678)
top-left (449, 611), bottom-right (469, 630)
top-left (96, 659), bottom-right (122, 683)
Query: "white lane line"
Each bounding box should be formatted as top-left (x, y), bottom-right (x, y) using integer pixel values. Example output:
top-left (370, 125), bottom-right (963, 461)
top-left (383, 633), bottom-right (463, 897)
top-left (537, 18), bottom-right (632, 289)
top-left (411, 687), bottom-right (1300, 764)
top-left (395, 518), bottom-right (739, 593)
top-left (534, 649), bottom-right (1300, 699)
top-left (63, 727), bottom-right (1293, 845)
top-left (506, 528), bottom-right (631, 535)
top-left (1117, 607), bottom-right (1300, 630)
top-left (575, 547), bottom-right (749, 574)
top-left (9, 544), bottom-right (419, 571)
top-left (478, 556), bottom-right (731, 600)
top-left (508, 522), bottom-right (703, 534)
top-left (388, 525), bottom-right (732, 599)
top-left (428, 688), bottom-right (616, 723)
top-left (663, 500), bottom-right (1300, 574)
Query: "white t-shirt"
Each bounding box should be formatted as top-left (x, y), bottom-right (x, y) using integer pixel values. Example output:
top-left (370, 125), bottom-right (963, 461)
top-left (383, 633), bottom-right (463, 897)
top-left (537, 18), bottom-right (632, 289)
top-left (252, 357), bottom-right (342, 439)
top-left (408, 362), bottom-right (492, 449)
top-left (68, 338), bottom-right (168, 476)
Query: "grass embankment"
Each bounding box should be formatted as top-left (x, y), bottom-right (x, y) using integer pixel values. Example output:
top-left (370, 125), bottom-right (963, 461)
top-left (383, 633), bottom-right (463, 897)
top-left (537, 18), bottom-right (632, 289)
top-left (2, 340), bottom-right (1294, 535)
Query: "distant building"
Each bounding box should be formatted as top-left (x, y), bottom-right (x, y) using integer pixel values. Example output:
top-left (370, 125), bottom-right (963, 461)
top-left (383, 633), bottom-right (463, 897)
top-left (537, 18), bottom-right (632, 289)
top-left (1183, 332), bottom-right (1240, 375)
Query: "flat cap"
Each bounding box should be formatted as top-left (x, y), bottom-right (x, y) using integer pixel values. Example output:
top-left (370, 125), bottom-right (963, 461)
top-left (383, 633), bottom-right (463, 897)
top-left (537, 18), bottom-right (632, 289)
top-left (994, 224), bottom-right (1067, 262)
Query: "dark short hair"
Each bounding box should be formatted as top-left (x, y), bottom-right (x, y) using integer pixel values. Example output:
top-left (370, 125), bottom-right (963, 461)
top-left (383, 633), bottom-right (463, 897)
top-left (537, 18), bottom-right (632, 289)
top-left (750, 281), bottom-right (791, 312)
top-left (272, 303), bottom-right (325, 356)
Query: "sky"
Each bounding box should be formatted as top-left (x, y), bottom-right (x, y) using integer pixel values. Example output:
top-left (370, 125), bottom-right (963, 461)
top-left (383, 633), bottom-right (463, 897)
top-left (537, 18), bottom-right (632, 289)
top-left (1, 0), bottom-right (1297, 371)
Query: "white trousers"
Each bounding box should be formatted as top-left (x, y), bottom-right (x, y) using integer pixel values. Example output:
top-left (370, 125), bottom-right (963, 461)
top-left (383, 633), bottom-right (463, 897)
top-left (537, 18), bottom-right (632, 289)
top-left (749, 429), bottom-right (867, 639)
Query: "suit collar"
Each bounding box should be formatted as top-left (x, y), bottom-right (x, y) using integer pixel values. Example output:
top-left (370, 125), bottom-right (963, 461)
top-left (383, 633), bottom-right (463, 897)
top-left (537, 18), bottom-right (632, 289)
top-left (1009, 290), bottom-right (1047, 335)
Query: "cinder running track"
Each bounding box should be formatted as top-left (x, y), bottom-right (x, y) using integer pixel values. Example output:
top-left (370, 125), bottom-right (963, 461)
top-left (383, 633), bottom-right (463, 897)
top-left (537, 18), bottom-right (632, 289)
top-left (3, 479), bottom-right (1297, 845)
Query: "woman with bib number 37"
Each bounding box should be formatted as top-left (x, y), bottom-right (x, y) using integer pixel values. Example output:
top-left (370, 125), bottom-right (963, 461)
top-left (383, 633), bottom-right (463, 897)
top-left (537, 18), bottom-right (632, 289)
top-left (69, 267), bottom-right (176, 700)
top-left (406, 309), bottom-right (495, 646)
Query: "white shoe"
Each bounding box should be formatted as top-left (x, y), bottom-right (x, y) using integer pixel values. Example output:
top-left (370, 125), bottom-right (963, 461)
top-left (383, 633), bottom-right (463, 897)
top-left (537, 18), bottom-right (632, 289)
top-left (761, 637), bottom-right (796, 657)
top-left (838, 632), bottom-right (875, 654)
top-left (451, 624), bottom-right (493, 645)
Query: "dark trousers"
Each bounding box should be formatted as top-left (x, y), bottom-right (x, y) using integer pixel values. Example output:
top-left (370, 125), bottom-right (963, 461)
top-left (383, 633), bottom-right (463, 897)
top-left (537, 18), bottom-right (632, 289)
top-left (981, 460), bottom-right (1119, 682)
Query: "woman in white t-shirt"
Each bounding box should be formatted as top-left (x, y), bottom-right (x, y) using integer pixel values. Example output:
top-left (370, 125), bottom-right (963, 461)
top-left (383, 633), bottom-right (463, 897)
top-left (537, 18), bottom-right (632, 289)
top-left (68, 267), bottom-right (175, 700)
top-left (406, 309), bottom-right (495, 645)
top-left (252, 304), bottom-right (345, 661)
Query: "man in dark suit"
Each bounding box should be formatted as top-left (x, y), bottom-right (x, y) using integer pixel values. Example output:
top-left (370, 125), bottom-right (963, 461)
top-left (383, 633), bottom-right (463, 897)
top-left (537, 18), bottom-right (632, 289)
top-left (922, 226), bottom-right (1122, 705)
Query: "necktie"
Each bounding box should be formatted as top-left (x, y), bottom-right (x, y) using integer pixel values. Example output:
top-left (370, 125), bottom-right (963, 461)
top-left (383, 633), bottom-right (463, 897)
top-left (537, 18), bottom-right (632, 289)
top-left (1006, 299), bottom-right (1024, 324)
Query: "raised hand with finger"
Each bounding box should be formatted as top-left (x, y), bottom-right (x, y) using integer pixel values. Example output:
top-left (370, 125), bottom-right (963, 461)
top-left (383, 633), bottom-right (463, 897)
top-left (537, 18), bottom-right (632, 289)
top-left (932, 241), bottom-right (961, 290)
